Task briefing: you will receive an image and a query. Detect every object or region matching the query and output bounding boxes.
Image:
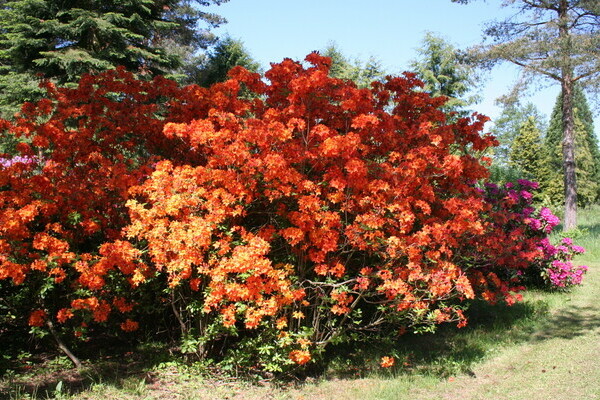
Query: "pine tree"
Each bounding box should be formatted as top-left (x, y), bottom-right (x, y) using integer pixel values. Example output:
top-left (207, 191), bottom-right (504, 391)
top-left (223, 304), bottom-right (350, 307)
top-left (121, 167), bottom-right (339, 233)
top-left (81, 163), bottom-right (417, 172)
top-left (0, 0), bottom-right (228, 117)
top-left (543, 86), bottom-right (600, 206)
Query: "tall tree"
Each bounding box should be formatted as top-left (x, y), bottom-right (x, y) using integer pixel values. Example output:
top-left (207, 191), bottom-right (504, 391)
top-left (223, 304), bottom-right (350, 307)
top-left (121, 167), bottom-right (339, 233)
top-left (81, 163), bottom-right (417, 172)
top-left (409, 32), bottom-right (478, 115)
top-left (0, 0), bottom-right (228, 117)
top-left (543, 86), bottom-right (600, 206)
top-left (453, 0), bottom-right (600, 230)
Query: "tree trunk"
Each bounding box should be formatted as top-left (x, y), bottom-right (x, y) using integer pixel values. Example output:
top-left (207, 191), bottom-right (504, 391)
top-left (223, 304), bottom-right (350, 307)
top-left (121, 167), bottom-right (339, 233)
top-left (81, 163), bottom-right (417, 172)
top-left (562, 78), bottom-right (577, 230)
top-left (559, 0), bottom-right (577, 231)
top-left (46, 319), bottom-right (83, 369)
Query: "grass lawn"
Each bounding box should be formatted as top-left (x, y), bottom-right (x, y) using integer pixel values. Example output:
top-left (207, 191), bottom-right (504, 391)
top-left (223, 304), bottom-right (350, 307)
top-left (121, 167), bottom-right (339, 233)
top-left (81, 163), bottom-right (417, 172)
top-left (2, 206), bottom-right (599, 399)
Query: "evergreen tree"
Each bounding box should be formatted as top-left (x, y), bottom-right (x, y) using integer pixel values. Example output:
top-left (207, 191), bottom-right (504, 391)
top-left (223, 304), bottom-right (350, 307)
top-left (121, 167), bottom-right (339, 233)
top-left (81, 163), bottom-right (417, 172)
top-left (572, 115), bottom-right (600, 207)
top-left (322, 43), bottom-right (385, 88)
top-left (543, 113), bottom-right (598, 207)
top-left (491, 100), bottom-right (546, 167)
top-left (543, 87), bottom-right (600, 206)
top-left (509, 116), bottom-right (544, 182)
top-left (357, 57), bottom-right (385, 88)
top-left (322, 44), bottom-right (357, 81)
top-left (409, 32), bottom-right (478, 115)
top-left (197, 37), bottom-right (260, 87)
top-left (0, 0), bottom-right (228, 117)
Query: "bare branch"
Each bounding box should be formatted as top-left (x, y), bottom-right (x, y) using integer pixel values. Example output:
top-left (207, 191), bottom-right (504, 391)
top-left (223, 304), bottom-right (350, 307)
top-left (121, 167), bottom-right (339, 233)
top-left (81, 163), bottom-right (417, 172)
top-left (507, 58), bottom-right (562, 80)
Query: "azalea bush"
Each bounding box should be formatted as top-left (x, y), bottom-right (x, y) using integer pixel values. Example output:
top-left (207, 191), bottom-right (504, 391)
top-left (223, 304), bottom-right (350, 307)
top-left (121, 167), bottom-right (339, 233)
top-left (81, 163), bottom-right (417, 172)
top-left (538, 237), bottom-right (587, 288)
top-left (0, 54), bottom-right (587, 374)
top-left (476, 180), bottom-right (588, 290)
top-left (119, 54), bottom-right (505, 369)
top-left (0, 68), bottom-right (198, 343)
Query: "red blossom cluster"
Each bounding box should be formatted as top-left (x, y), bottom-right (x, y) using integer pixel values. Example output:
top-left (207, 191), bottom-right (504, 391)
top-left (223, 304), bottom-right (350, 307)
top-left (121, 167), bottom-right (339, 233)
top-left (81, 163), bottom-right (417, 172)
top-left (0, 68), bottom-right (201, 332)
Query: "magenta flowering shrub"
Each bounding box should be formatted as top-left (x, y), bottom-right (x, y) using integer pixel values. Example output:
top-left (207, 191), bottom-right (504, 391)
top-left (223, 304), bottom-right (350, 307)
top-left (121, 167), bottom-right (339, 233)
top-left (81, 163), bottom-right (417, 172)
top-left (0, 155), bottom-right (40, 168)
top-left (538, 237), bottom-right (588, 288)
top-left (479, 179), bottom-right (588, 290)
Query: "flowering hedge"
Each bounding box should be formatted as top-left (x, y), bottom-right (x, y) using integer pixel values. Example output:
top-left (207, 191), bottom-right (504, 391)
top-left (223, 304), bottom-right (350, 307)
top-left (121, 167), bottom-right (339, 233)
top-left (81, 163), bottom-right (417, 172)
top-left (0, 54), bottom-right (587, 373)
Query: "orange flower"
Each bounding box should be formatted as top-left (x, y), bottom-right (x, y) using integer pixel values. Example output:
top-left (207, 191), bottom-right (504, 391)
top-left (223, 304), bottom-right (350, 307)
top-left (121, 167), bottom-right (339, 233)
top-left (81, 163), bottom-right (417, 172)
top-left (189, 278), bottom-right (202, 291)
top-left (296, 338), bottom-right (312, 348)
top-left (275, 317), bottom-right (288, 330)
top-left (112, 297), bottom-right (134, 313)
top-left (120, 319), bottom-right (139, 332)
top-left (28, 309), bottom-right (47, 327)
top-left (289, 350), bottom-right (311, 365)
top-left (292, 311), bottom-right (305, 320)
top-left (380, 356), bottom-right (395, 368)
top-left (56, 308), bottom-right (74, 323)
top-left (92, 301), bottom-right (111, 323)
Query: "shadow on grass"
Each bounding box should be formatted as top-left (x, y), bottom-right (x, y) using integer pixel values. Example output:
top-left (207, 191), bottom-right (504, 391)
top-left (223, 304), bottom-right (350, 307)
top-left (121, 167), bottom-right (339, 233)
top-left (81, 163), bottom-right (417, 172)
top-left (322, 299), bottom-right (550, 379)
top-left (533, 305), bottom-right (600, 341)
top-left (584, 224), bottom-right (600, 235)
top-left (0, 341), bottom-right (173, 399)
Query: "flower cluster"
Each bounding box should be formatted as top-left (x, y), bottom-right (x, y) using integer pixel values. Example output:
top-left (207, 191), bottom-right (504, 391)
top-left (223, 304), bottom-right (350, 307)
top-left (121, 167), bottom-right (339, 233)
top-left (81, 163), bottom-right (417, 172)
top-left (0, 155), bottom-right (40, 168)
top-left (538, 237), bottom-right (588, 288)
top-left (0, 67), bottom-right (193, 336)
top-left (476, 180), bottom-right (588, 290)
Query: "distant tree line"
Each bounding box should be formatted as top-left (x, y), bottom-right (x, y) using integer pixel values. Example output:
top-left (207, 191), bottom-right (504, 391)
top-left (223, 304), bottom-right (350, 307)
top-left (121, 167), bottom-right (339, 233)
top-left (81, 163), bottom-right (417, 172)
top-left (492, 86), bottom-right (600, 208)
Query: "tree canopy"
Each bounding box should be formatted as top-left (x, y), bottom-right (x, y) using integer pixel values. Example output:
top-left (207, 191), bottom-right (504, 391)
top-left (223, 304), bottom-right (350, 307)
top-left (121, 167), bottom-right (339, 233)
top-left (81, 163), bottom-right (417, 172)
top-left (410, 32), bottom-right (478, 115)
top-left (453, 0), bottom-right (600, 229)
top-left (0, 0), bottom-right (228, 117)
top-left (491, 100), bottom-right (547, 168)
top-left (321, 43), bottom-right (385, 88)
top-left (195, 36), bottom-right (261, 87)
top-left (509, 116), bottom-right (544, 183)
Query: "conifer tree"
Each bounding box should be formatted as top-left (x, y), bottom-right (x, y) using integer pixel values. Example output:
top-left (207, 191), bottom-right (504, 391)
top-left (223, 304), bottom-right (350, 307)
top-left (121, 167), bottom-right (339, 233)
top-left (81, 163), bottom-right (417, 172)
top-left (543, 87), bottom-right (600, 206)
top-left (322, 44), bottom-right (385, 88)
top-left (410, 32), bottom-right (478, 115)
top-left (196, 37), bottom-right (260, 87)
top-left (491, 100), bottom-right (546, 168)
top-left (572, 116), bottom-right (600, 207)
top-left (0, 0), bottom-right (228, 117)
top-left (509, 116), bottom-right (544, 182)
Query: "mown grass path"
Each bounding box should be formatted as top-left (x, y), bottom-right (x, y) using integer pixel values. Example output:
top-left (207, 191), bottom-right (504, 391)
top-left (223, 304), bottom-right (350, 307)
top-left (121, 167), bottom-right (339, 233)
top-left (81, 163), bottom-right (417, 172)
top-left (413, 260), bottom-right (600, 400)
top-left (281, 260), bottom-right (600, 400)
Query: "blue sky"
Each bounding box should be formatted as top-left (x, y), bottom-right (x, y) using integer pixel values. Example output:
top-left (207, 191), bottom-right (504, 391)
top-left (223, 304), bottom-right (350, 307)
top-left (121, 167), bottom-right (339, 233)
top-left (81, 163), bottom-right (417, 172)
top-left (204, 1), bottom-right (595, 132)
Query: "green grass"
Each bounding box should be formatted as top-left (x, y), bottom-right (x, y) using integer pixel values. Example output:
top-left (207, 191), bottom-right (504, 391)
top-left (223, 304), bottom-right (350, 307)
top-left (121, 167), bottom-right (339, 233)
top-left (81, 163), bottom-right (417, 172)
top-left (550, 204), bottom-right (600, 261)
top-left (2, 206), bottom-right (599, 400)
